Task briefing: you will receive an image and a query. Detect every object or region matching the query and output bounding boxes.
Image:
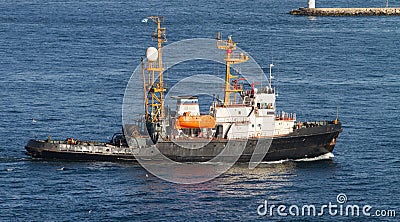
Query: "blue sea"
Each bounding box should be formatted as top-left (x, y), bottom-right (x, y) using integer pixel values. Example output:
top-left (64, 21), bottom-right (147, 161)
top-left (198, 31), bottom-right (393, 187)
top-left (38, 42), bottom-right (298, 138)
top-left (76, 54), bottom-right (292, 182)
top-left (0, 0), bottom-right (399, 221)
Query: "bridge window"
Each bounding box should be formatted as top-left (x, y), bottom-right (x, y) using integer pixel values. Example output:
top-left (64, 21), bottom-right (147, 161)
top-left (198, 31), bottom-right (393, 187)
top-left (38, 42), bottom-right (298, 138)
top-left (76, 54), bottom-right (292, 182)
top-left (257, 102), bottom-right (272, 109)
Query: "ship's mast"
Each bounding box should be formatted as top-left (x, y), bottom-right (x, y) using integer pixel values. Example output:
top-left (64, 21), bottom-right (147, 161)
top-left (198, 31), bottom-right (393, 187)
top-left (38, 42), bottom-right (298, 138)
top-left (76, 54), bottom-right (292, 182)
top-left (143, 16), bottom-right (167, 123)
top-left (216, 34), bottom-right (249, 106)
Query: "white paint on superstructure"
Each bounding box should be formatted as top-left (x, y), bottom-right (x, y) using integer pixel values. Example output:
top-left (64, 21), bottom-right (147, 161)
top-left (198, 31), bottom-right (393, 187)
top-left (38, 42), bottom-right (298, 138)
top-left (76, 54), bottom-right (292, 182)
top-left (175, 96), bottom-right (200, 116)
top-left (212, 85), bottom-right (295, 139)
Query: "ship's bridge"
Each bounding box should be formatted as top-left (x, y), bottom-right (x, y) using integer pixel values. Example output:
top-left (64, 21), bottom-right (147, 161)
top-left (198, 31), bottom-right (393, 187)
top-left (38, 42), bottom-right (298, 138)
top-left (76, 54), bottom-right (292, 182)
top-left (254, 89), bottom-right (275, 111)
top-left (241, 86), bottom-right (276, 111)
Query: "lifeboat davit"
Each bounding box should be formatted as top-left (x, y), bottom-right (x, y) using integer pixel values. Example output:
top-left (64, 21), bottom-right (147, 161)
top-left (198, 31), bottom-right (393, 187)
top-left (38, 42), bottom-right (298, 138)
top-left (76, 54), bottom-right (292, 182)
top-left (175, 112), bottom-right (216, 129)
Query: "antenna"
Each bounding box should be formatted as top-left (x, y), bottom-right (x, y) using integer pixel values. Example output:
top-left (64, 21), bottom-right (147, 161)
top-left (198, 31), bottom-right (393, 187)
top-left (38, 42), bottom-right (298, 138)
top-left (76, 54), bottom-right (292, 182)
top-left (269, 63), bottom-right (274, 88)
top-left (216, 32), bottom-right (221, 40)
top-left (334, 105), bottom-right (339, 124)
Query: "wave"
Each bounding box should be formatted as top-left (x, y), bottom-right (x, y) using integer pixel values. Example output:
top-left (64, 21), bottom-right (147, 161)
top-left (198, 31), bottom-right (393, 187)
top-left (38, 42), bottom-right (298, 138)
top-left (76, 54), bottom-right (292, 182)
top-left (259, 152), bottom-right (334, 164)
top-left (294, 152), bottom-right (334, 162)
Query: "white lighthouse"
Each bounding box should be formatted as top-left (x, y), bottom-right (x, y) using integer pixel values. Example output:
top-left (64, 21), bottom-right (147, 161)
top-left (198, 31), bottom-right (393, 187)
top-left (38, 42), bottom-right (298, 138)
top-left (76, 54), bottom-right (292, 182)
top-left (308, 0), bottom-right (315, 8)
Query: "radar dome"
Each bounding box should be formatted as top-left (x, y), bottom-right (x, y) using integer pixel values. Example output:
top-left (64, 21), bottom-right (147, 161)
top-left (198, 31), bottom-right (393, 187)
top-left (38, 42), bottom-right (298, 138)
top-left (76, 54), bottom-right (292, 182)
top-left (146, 47), bottom-right (158, 62)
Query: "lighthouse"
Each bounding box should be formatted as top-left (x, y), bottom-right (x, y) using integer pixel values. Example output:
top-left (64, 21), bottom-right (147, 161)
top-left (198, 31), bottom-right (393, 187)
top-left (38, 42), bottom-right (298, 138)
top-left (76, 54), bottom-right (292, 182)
top-left (308, 0), bottom-right (315, 8)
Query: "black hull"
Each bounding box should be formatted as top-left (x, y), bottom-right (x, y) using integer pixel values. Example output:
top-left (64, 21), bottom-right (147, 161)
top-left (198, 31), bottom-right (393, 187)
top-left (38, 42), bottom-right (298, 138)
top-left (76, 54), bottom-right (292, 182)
top-left (25, 123), bottom-right (341, 163)
top-left (157, 124), bottom-right (341, 162)
top-left (25, 142), bottom-right (138, 162)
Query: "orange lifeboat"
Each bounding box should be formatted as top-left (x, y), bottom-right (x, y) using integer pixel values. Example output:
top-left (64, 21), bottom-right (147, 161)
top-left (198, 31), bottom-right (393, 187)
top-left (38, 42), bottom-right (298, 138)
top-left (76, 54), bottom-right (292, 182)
top-left (175, 112), bottom-right (216, 129)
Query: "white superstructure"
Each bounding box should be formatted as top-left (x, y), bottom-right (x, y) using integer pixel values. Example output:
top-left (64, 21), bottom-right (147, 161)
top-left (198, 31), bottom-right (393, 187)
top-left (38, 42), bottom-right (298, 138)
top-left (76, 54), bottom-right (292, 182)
top-left (171, 34), bottom-right (297, 140)
top-left (174, 96), bottom-right (200, 116)
top-left (211, 83), bottom-right (296, 139)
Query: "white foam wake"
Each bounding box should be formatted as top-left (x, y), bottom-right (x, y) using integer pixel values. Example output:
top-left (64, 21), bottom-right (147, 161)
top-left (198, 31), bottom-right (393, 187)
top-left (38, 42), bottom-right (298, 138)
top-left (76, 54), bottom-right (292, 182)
top-left (259, 159), bottom-right (291, 164)
top-left (258, 152), bottom-right (334, 164)
top-left (294, 152), bottom-right (334, 162)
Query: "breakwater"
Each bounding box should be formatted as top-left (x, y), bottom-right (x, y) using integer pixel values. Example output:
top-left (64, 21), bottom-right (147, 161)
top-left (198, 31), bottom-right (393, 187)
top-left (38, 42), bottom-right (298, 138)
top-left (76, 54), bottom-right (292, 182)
top-left (290, 7), bottom-right (400, 16)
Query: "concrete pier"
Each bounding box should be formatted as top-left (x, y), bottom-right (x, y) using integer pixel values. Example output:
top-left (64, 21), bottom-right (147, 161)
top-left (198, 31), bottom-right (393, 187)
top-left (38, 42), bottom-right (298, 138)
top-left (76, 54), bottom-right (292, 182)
top-left (290, 8), bottom-right (400, 16)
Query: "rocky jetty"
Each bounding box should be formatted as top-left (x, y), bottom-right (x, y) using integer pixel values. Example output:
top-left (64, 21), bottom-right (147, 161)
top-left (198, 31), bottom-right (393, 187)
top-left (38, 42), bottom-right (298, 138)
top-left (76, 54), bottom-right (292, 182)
top-left (290, 8), bottom-right (400, 16)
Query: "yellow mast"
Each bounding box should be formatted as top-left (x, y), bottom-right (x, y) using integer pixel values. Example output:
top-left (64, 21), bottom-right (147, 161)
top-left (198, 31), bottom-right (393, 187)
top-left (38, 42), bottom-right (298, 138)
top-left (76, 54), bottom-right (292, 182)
top-left (216, 35), bottom-right (249, 106)
top-left (144, 16), bottom-right (167, 122)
